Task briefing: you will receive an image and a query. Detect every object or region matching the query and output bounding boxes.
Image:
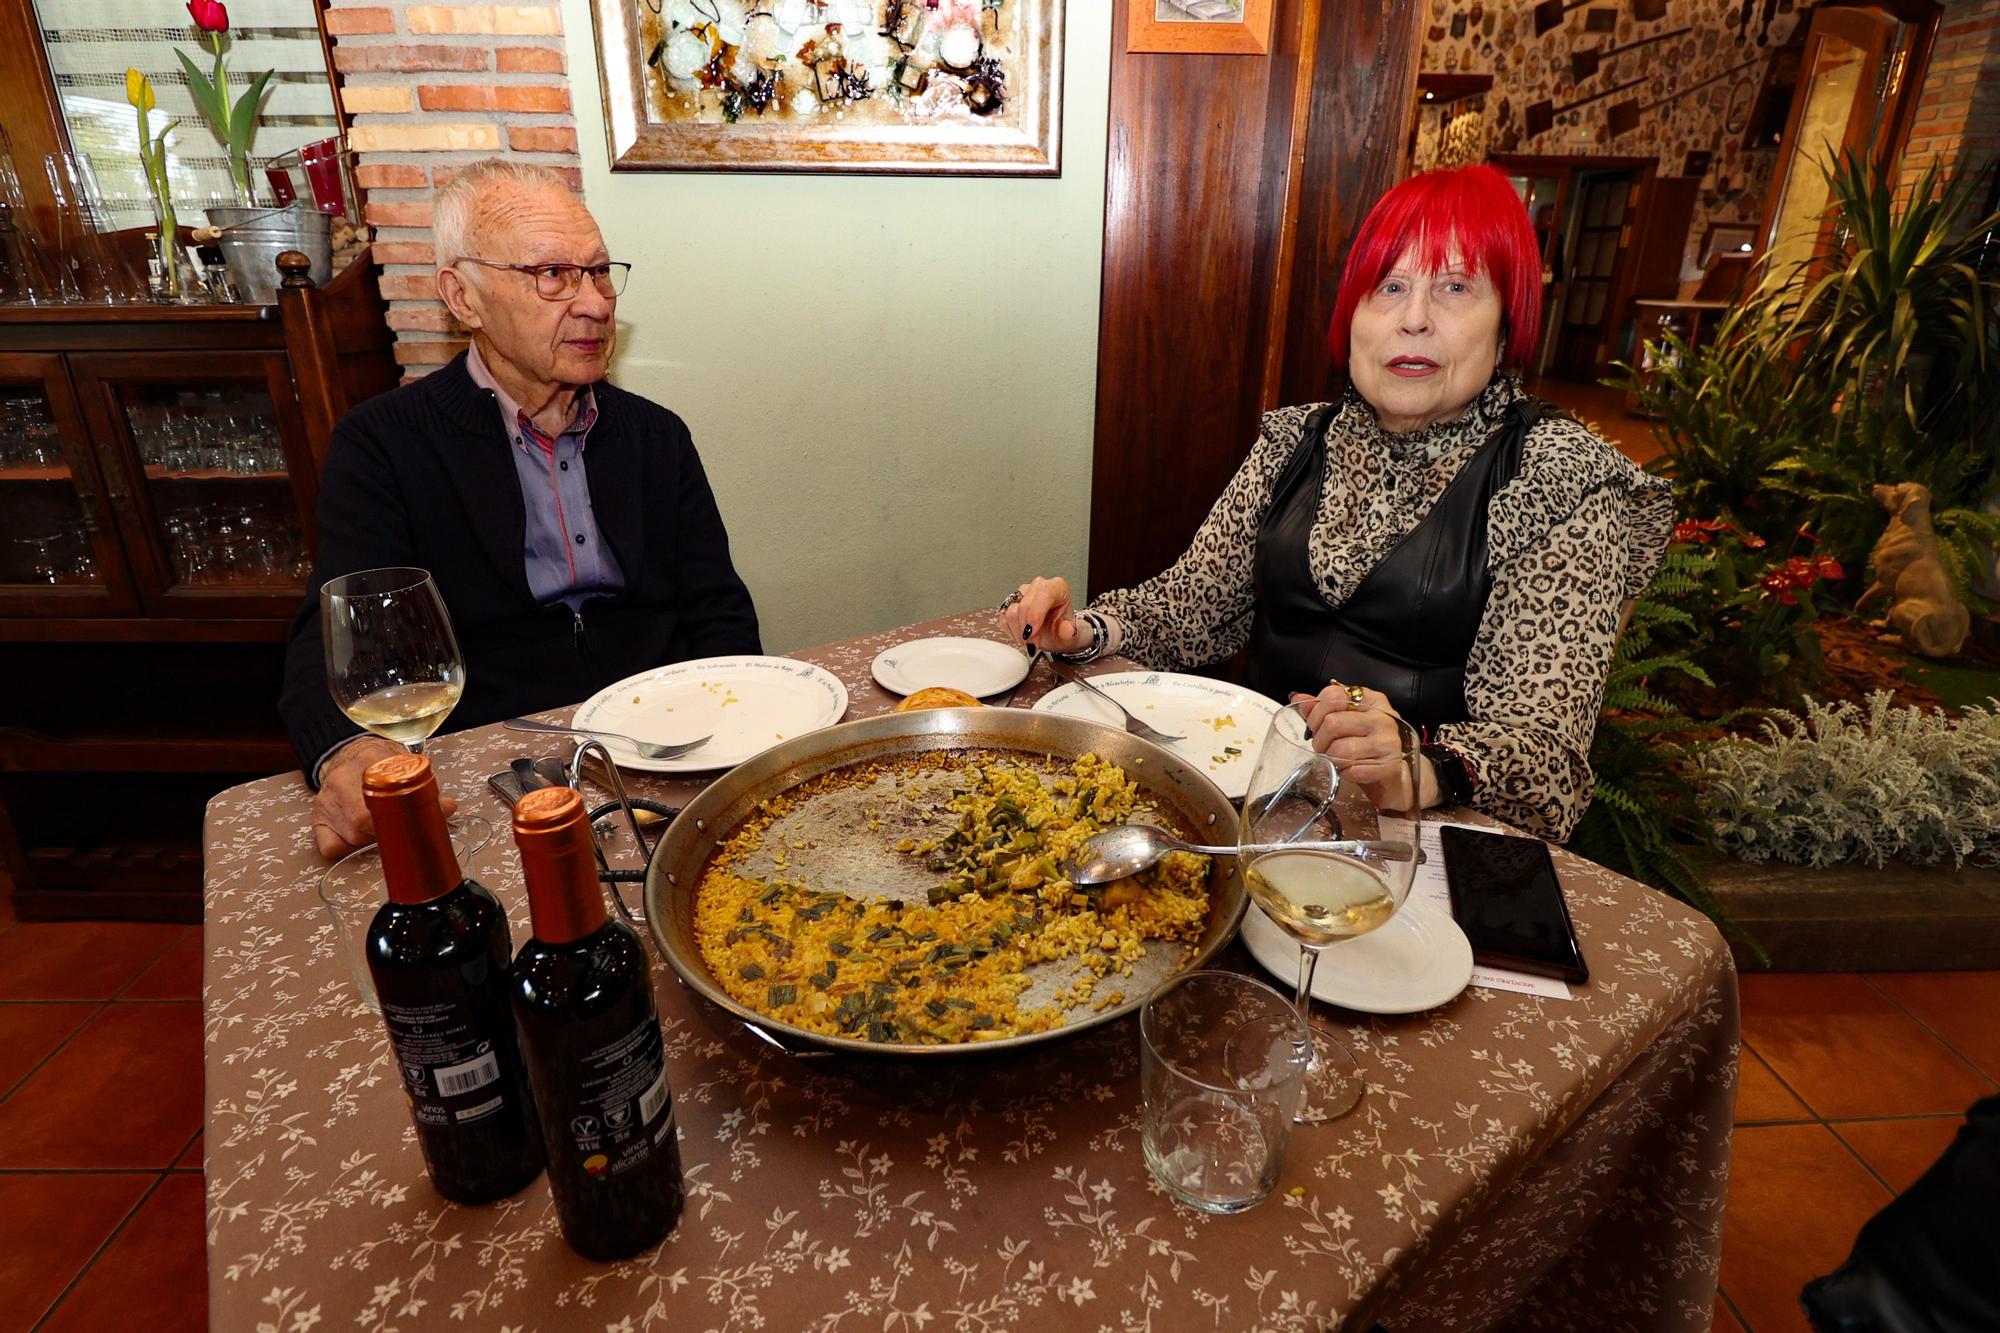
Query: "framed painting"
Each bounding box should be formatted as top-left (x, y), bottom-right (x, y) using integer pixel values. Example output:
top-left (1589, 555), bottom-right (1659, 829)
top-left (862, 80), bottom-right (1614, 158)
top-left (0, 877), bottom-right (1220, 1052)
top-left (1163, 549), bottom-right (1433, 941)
top-left (592, 0), bottom-right (1064, 175)
top-left (1126, 0), bottom-right (1275, 55)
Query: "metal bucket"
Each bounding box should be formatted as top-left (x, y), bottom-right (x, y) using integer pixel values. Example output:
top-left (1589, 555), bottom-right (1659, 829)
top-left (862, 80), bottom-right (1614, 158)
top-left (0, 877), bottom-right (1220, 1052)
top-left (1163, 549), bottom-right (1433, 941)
top-left (205, 202), bottom-right (332, 302)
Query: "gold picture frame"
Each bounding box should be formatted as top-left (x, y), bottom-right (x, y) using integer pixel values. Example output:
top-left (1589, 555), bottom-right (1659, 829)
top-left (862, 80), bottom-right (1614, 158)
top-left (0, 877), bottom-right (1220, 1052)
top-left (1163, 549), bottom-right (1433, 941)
top-left (591, 1), bottom-right (1065, 176)
top-left (1126, 0), bottom-right (1275, 55)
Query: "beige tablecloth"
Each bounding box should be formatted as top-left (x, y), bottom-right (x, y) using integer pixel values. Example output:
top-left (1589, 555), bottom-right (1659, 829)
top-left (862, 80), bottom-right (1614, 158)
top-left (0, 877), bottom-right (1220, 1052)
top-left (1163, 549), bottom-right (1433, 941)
top-left (202, 610), bottom-right (1738, 1332)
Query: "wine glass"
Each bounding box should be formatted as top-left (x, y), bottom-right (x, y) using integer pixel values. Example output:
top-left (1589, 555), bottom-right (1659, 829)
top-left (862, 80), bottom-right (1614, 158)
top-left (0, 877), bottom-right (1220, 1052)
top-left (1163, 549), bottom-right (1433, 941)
top-left (1239, 699), bottom-right (1422, 1120)
top-left (321, 567), bottom-right (466, 752)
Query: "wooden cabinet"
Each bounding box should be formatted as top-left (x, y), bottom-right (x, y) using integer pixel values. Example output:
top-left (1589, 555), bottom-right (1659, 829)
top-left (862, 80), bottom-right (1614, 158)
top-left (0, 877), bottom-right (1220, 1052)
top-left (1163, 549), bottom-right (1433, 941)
top-left (0, 254), bottom-right (397, 922)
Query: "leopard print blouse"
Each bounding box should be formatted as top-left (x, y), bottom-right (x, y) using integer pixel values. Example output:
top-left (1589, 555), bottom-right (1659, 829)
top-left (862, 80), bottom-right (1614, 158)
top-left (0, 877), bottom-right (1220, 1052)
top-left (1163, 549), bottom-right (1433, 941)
top-left (1088, 373), bottom-right (1675, 841)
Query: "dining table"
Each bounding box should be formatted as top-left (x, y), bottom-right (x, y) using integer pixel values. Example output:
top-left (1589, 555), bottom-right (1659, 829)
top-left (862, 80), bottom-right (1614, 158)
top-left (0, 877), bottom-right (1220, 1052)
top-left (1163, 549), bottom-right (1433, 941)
top-left (200, 608), bottom-right (1740, 1333)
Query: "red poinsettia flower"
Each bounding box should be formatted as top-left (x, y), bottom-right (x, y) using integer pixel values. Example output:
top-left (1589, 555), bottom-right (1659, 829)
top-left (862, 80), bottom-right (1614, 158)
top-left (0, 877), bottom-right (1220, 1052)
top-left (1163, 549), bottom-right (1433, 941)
top-left (1672, 521), bottom-right (1712, 544)
top-left (187, 0), bottom-right (228, 32)
top-left (1759, 570), bottom-right (1800, 605)
top-left (1739, 532), bottom-right (1768, 551)
top-left (1815, 557), bottom-right (1845, 581)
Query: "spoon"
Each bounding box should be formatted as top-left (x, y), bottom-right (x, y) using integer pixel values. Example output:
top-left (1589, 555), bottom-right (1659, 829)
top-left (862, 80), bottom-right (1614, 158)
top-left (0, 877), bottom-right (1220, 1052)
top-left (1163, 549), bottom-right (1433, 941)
top-left (1064, 824), bottom-right (1418, 886)
top-left (504, 717), bottom-right (711, 761)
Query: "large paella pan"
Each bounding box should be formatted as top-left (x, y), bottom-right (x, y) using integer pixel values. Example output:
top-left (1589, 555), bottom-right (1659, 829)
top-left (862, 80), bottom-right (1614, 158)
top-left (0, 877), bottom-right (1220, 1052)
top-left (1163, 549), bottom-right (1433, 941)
top-left (644, 707), bottom-right (1245, 1057)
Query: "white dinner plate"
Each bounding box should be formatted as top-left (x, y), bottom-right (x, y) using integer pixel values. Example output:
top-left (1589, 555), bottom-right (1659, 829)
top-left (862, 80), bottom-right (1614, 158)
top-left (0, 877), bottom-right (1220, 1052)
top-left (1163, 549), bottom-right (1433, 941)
top-left (570, 656), bottom-right (849, 774)
top-left (871, 637), bottom-right (1032, 698)
top-left (1239, 899), bottom-right (1475, 1015)
top-left (1030, 671), bottom-right (1282, 800)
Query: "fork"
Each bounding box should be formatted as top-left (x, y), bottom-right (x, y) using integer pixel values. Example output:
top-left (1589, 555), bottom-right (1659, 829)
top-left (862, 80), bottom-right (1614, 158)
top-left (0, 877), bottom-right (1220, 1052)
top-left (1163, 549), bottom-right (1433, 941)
top-left (1048, 660), bottom-right (1184, 744)
top-left (503, 717), bottom-right (712, 761)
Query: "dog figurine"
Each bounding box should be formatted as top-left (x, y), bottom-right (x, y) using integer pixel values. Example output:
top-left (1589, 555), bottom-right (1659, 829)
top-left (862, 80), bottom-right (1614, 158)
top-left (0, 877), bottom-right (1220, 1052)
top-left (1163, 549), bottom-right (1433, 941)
top-left (1855, 482), bottom-right (1971, 658)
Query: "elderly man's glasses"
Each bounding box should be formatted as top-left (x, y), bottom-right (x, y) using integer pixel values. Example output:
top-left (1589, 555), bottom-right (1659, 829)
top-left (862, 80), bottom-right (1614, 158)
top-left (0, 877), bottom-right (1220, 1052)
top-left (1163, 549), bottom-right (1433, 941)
top-left (456, 258), bottom-right (632, 300)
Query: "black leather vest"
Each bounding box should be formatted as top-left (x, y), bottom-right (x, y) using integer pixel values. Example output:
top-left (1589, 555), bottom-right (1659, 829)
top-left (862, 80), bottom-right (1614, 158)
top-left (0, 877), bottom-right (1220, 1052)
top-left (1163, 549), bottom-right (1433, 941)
top-left (1245, 396), bottom-right (1549, 730)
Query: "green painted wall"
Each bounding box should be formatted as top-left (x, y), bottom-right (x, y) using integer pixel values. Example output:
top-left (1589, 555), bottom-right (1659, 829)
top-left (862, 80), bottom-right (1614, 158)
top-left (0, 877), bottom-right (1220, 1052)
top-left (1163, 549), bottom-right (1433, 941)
top-left (556, 2), bottom-right (1109, 653)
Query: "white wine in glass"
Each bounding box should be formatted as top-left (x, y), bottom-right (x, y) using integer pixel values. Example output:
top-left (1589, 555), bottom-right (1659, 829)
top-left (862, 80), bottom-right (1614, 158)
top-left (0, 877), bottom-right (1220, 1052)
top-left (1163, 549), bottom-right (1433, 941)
top-left (1240, 700), bottom-right (1420, 1120)
top-left (321, 567), bottom-right (465, 752)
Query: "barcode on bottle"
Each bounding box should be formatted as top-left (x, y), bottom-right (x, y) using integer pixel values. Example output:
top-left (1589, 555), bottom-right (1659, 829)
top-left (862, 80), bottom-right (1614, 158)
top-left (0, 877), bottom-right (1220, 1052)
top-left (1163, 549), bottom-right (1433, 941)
top-left (637, 1064), bottom-right (669, 1127)
top-left (434, 1051), bottom-right (500, 1098)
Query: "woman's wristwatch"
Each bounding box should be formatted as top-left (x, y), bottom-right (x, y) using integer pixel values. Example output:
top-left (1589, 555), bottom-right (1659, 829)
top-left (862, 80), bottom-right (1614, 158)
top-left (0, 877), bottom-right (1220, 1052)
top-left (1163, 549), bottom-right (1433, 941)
top-left (1054, 610), bottom-right (1109, 664)
top-left (1419, 738), bottom-right (1477, 807)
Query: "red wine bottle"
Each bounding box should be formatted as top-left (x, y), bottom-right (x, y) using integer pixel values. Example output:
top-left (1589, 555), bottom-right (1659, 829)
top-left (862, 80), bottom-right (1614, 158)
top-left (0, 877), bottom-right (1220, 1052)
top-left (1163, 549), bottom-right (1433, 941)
top-left (362, 753), bottom-right (544, 1204)
top-left (509, 787), bottom-right (684, 1261)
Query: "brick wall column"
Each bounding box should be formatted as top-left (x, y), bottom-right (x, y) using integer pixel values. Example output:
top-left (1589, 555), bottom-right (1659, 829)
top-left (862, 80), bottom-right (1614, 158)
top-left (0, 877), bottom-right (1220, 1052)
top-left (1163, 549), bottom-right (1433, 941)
top-left (322, 3), bottom-right (585, 374)
top-left (1900, 0), bottom-right (2000, 208)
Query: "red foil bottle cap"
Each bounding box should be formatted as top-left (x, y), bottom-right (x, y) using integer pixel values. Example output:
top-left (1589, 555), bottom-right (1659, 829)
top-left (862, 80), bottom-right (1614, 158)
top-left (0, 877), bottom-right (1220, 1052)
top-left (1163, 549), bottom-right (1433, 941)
top-left (512, 787), bottom-right (607, 945)
top-left (362, 753), bottom-right (461, 905)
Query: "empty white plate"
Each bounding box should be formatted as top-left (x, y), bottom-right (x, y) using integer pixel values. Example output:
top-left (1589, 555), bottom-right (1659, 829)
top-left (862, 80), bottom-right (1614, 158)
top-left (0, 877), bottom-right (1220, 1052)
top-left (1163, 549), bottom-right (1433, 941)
top-left (1032, 671), bottom-right (1282, 800)
top-left (871, 636), bottom-right (1032, 698)
top-left (570, 656), bottom-right (849, 774)
top-left (1240, 899), bottom-right (1474, 1015)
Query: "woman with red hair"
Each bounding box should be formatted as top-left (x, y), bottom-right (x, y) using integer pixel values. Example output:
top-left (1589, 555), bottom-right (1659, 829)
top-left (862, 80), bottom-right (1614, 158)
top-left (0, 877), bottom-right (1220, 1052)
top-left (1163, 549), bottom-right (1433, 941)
top-left (1003, 164), bottom-right (1672, 840)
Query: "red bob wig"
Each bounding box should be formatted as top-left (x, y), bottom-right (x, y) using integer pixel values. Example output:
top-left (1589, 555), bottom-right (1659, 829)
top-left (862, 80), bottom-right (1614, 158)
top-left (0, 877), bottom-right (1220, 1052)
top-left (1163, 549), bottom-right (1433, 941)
top-left (1326, 164), bottom-right (1543, 371)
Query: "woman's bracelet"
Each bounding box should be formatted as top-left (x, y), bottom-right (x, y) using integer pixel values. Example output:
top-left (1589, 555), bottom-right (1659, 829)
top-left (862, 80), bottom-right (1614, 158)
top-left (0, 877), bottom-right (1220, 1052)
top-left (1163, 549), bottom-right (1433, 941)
top-left (1054, 610), bottom-right (1109, 664)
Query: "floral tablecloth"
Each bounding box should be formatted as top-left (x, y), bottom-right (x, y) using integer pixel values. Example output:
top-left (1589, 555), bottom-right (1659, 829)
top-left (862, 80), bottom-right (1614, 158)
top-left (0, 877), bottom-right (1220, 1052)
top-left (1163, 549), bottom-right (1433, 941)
top-left (202, 610), bottom-right (1738, 1333)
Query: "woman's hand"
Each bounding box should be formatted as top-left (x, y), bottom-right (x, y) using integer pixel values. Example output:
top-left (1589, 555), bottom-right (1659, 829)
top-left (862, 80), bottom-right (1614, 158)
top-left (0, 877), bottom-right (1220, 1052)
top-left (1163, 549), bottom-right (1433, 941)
top-left (1290, 683), bottom-right (1439, 813)
top-left (1000, 577), bottom-right (1092, 654)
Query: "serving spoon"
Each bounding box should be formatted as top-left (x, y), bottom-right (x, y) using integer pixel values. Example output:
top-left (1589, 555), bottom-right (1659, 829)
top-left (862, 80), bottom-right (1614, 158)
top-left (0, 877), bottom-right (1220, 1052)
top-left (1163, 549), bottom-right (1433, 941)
top-left (1064, 824), bottom-right (1418, 886)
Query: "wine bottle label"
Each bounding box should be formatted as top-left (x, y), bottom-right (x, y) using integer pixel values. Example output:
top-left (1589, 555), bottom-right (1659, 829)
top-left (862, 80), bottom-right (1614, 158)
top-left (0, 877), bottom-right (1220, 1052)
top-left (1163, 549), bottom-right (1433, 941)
top-left (382, 999), bottom-right (511, 1127)
top-left (561, 1019), bottom-right (673, 1180)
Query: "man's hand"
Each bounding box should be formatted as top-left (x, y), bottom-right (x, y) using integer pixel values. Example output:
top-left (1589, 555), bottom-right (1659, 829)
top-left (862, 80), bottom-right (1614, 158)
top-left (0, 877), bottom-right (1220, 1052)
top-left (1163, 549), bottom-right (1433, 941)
top-left (312, 737), bottom-right (456, 860)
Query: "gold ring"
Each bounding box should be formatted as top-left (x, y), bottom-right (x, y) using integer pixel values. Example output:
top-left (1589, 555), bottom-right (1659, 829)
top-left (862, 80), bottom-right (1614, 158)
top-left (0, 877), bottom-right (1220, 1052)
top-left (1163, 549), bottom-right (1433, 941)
top-left (1343, 683), bottom-right (1367, 707)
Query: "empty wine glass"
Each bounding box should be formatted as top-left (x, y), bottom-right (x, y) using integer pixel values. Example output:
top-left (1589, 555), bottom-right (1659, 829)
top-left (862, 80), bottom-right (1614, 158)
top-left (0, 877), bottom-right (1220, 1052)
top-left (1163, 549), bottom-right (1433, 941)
top-left (321, 567), bottom-right (465, 752)
top-left (1239, 700), bottom-right (1422, 1120)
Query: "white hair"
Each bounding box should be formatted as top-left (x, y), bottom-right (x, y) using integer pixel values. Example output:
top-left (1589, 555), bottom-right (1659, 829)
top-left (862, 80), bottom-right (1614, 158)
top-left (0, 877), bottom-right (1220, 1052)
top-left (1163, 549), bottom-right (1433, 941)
top-left (431, 159), bottom-right (570, 269)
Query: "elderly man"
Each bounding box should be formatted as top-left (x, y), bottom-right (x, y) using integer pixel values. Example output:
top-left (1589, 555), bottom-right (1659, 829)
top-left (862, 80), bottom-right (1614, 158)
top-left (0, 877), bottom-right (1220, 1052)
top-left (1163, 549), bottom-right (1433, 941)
top-left (281, 159), bottom-right (759, 859)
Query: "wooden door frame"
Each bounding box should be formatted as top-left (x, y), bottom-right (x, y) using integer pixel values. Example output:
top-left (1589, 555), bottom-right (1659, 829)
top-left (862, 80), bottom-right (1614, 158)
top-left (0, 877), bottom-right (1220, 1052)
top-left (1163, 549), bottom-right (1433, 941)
top-left (1753, 0), bottom-right (1941, 266)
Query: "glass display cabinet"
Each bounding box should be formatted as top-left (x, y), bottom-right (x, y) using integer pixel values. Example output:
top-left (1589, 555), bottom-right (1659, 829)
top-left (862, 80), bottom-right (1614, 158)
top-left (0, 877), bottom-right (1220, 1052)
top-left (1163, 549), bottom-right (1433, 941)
top-left (0, 256), bottom-right (398, 922)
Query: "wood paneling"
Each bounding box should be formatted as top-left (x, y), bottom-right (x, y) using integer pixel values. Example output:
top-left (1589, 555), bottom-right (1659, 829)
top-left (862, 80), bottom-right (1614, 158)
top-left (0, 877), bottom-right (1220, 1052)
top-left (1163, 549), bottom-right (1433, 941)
top-left (1089, 0), bottom-right (1422, 598)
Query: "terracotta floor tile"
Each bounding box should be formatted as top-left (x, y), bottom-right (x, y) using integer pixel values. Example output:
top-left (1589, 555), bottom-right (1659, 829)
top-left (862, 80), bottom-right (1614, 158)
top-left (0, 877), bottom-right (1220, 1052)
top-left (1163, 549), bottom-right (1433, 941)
top-left (1868, 972), bottom-right (2000, 1085)
top-left (0, 1172), bottom-right (151, 1333)
top-left (40, 1175), bottom-right (207, 1333)
top-left (1720, 1124), bottom-right (1892, 1333)
top-left (0, 1003), bottom-right (202, 1169)
top-left (1711, 1296), bottom-right (1747, 1333)
top-left (1739, 973), bottom-right (1996, 1119)
top-left (1831, 1116), bottom-right (1965, 1196)
top-left (122, 927), bottom-right (203, 1001)
top-left (0, 922), bottom-right (183, 1001)
top-left (173, 1129), bottom-right (203, 1172)
top-left (1735, 1045), bottom-right (1811, 1124)
top-left (0, 1002), bottom-right (97, 1098)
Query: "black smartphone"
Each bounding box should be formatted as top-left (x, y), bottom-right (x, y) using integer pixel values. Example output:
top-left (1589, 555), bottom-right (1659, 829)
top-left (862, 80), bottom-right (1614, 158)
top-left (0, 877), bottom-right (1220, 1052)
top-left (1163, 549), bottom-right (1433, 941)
top-left (1439, 825), bottom-right (1588, 985)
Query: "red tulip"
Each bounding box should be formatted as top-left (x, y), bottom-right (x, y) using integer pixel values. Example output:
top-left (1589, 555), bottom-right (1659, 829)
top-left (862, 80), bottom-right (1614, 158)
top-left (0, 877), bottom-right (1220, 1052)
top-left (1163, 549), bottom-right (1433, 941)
top-left (187, 0), bottom-right (228, 32)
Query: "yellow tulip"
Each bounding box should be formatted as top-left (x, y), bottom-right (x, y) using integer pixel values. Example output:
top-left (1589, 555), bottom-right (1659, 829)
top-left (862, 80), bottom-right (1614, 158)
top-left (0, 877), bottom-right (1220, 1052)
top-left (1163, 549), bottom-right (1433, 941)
top-left (124, 67), bottom-right (155, 114)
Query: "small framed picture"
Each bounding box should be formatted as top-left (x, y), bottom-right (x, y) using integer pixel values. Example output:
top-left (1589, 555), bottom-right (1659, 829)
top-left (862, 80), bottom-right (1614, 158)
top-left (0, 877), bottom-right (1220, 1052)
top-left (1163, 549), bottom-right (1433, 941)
top-left (1127, 0), bottom-right (1276, 55)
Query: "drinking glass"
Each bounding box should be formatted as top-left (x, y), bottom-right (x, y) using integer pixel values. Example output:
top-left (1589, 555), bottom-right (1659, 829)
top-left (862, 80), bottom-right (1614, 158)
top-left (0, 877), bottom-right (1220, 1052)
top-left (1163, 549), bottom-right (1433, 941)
top-left (1239, 700), bottom-right (1421, 1120)
top-left (321, 567), bottom-right (465, 752)
top-left (1140, 970), bottom-right (1310, 1213)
